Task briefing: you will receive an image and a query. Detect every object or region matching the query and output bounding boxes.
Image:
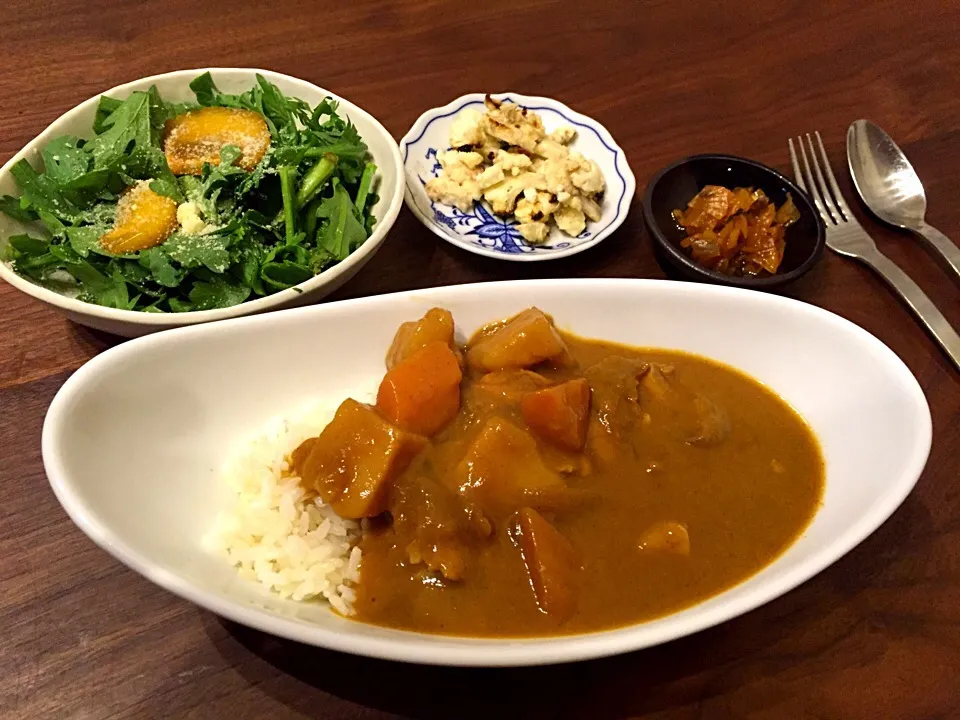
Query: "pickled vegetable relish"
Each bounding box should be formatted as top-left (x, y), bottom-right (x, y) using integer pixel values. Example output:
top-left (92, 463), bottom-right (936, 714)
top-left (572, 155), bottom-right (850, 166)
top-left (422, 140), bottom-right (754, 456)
top-left (672, 186), bottom-right (800, 277)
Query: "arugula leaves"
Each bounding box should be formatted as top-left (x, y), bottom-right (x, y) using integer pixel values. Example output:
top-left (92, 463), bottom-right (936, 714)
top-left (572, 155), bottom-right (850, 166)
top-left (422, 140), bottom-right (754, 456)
top-left (317, 180), bottom-right (368, 261)
top-left (1, 73), bottom-right (378, 313)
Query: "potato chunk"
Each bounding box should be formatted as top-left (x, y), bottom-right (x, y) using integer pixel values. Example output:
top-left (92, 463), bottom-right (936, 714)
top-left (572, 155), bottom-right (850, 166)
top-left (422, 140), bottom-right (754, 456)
top-left (514, 507), bottom-right (579, 619)
top-left (472, 369), bottom-right (551, 405)
top-left (455, 417), bottom-right (565, 517)
top-left (377, 341), bottom-right (462, 436)
top-left (638, 521), bottom-right (690, 555)
top-left (163, 107), bottom-right (271, 175)
top-left (521, 378), bottom-right (591, 451)
top-left (466, 307), bottom-right (569, 372)
top-left (99, 180), bottom-right (178, 254)
top-left (386, 308), bottom-right (456, 369)
top-left (291, 399), bottom-right (427, 518)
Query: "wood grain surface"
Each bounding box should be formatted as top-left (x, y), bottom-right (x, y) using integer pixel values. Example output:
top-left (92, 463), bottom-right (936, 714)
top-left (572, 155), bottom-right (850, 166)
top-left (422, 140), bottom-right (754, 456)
top-left (2, 0), bottom-right (959, 717)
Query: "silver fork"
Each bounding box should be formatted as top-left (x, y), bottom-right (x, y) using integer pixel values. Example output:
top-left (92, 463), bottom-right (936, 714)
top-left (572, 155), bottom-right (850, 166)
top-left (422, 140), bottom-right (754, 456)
top-left (789, 132), bottom-right (960, 371)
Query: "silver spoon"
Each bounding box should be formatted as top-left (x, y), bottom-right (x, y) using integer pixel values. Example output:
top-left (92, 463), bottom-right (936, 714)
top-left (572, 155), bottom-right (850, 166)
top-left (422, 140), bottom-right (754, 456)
top-left (847, 119), bottom-right (960, 282)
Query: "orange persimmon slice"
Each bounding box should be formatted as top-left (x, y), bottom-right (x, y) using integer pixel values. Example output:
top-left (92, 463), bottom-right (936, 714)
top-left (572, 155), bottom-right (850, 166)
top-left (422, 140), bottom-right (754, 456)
top-left (99, 181), bottom-right (178, 254)
top-left (163, 107), bottom-right (271, 175)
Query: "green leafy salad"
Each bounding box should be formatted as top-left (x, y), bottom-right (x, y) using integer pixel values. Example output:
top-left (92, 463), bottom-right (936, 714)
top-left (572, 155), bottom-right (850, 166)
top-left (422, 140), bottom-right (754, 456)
top-left (1, 73), bottom-right (378, 312)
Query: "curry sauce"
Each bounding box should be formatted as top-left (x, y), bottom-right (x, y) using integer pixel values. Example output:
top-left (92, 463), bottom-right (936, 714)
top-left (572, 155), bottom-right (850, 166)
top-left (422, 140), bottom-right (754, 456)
top-left (292, 308), bottom-right (824, 637)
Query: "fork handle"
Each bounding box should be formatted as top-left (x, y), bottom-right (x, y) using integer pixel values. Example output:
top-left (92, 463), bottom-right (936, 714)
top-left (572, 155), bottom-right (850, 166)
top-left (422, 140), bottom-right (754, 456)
top-left (913, 222), bottom-right (960, 284)
top-left (861, 248), bottom-right (960, 371)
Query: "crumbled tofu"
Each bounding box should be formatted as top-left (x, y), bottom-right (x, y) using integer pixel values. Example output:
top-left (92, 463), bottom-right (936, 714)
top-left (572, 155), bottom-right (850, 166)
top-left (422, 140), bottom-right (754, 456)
top-left (484, 174), bottom-right (541, 215)
top-left (569, 153), bottom-right (605, 194)
top-left (483, 97), bottom-right (545, 153)
top-left (426, 175), bottom-right (481, 212)
top-left (450, 108), bottom-right (485, 148)
top-left (493, 150), bottom-right (533, 176)
top-left (548, 126), bottom-right (577, 144)
top-left (539, 156), bottom-right (575, 196)
top-left (581, 195), bottom-right (602, 222)
top-left (426, 150), bottom-right (484, 210)
top-left (517, 221), bottom-right (550, 244)
top-left (426, 94), bottom-right (605, 244)
top-left (534, 138), bottom-right (569, 161)
top-left (554, 205), bottom-right (586, 236)
top-left (439, 150), bottom-right (484, 169)
top-left (476, 164), bottom-right (505, 190)
top-left (176, 201), bottom-right (209, 235)
top-left (515, 192), bottom-right (559, 225)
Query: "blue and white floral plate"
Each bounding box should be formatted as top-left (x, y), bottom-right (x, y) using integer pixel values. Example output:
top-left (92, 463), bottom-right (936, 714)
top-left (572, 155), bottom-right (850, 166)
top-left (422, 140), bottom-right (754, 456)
top-left (400, 93), bottom-right (636, 262)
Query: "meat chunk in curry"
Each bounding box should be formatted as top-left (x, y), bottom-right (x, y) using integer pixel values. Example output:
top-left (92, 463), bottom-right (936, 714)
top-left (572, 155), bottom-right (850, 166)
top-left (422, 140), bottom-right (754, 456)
top-left (290, 306), bottom-right (825, 637)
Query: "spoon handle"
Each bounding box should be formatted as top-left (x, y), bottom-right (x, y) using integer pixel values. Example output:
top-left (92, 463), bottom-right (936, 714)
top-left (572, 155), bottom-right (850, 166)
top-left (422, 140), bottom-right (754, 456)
top-left (914, 222), bottom-right (960, 282)
top-left (860, 248), bottom-right (960, 371)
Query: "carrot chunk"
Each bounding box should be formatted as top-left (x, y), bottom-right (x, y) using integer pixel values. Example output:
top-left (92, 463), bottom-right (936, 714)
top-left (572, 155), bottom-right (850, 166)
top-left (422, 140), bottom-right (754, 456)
top-left (521, 378), bottom-right (591, 451)
top-left (377, 341), bottom-right (462, 436)
top-left (515, 507), bottom-right (579, 619)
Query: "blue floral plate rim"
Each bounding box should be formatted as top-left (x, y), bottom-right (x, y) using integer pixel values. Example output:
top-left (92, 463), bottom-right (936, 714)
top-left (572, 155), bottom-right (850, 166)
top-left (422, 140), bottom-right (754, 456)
top-left (399, 92), bottom-right (636, 263)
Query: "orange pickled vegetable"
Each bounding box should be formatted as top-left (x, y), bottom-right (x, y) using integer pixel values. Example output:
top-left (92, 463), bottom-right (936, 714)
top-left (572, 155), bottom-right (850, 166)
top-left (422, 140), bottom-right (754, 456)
top-left (99, 181), bottom-right (178, 254)
top-left (377, 341), bottom-right (462, 436)
top-left (163, 107), bottom-right (271, 175)
top-left (521, 378), bottom-right (591, 451)
top-left (672, 186), bottom-right (800, 277)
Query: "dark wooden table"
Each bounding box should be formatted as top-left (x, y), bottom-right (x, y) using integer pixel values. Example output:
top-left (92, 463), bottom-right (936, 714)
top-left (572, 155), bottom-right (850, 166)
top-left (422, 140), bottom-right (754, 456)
top-left (3, 1), bottom-right (960, 717)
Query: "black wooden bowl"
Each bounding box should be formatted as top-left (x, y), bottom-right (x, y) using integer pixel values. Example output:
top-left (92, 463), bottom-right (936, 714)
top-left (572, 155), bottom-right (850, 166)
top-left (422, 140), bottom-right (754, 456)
top-left (642, 154), bottom-right (825, 289)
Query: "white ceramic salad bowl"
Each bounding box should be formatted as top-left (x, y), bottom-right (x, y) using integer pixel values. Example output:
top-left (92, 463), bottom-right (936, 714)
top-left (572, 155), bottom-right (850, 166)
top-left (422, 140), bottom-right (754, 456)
top-left (400, 93), bottom-right (636, 261)
top-left (0, 68), bottom-right (404, 337)
top-left (43, 279), bottom-right (930, 666)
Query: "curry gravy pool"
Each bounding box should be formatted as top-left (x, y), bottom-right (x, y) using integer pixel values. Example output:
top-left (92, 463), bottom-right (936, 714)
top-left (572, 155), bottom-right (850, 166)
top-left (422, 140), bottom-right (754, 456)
top-left (226, 307), bottom-right (825, 637)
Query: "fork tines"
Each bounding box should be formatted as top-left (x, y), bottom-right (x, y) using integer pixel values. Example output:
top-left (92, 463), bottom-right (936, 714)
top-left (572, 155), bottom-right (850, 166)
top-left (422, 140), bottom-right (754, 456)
top-left (789, 132), bottom-right (852, 227)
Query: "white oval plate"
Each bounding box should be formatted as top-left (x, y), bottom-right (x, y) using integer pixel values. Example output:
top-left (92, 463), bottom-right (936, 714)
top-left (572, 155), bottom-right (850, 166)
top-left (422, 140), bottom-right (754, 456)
top-left (43, 279), bottom-right (930, 666)
top-left (400, 93), bottom-right (636, 261)
top-left (0, 68), bottom-right (405, 337)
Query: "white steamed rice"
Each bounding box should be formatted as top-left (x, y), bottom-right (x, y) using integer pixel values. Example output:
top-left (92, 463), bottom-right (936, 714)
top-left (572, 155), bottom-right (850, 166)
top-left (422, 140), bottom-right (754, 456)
top-left (204, 398), bottom-right (363, 615)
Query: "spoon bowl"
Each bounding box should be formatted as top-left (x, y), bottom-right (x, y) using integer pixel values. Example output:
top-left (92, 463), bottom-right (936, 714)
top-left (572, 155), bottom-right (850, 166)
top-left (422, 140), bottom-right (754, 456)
top-left (847, 119), bottom-right (927, 229)
top-left (848, 119), bottom-right (960, 282)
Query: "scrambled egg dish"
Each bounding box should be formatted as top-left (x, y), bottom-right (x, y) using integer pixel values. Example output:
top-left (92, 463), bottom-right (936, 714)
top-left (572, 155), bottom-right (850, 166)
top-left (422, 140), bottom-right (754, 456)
top-left (425, 96), bottom-right (605, 245)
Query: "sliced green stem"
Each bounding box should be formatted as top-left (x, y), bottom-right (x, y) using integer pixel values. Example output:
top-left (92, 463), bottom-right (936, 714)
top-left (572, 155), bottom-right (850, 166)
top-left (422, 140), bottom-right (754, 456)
top-left (296, 153), bottom-right (338, 207)
top-left (354, 162), bottom-right (377, 211)
top-left (278, 165), bottom-right (298, 244)
top-left (303, 196), bottom-right (321, 241)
